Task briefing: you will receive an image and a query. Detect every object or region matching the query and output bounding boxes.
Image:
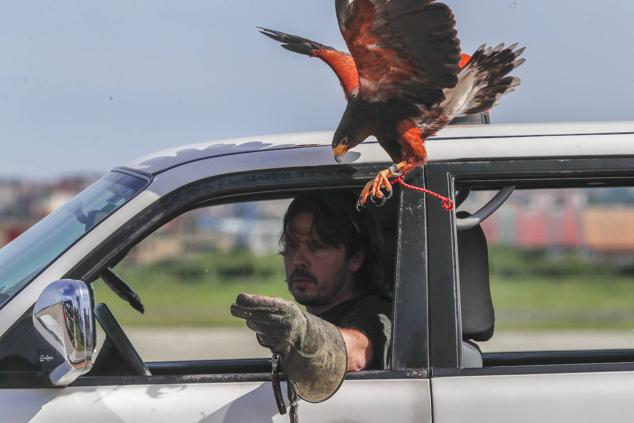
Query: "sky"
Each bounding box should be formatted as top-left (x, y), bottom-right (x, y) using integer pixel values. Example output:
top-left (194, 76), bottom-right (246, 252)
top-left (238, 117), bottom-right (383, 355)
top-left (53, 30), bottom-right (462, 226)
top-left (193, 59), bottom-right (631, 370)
top-left (1, 0), bottom-right (633, 179)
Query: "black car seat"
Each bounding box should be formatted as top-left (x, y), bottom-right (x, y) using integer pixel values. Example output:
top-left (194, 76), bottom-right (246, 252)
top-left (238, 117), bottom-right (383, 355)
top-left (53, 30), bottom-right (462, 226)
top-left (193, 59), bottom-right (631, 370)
top-left (457, 211), bottom-right (495, 368)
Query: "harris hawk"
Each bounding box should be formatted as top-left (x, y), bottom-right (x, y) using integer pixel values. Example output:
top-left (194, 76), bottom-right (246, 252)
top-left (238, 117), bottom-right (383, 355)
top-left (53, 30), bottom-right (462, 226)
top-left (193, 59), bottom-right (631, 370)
top-left (260, 0), bottom-right (525, 207)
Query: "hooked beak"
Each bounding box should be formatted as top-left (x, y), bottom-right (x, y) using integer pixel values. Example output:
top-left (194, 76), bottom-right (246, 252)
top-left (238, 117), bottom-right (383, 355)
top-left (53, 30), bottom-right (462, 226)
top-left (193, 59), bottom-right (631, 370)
top-left (332, 143), bottom-right (348, 164)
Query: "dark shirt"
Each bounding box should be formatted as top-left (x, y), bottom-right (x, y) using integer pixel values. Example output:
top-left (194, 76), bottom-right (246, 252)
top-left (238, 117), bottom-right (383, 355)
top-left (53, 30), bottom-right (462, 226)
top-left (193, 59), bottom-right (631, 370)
top-left (318, 295), bottom-right (392, 370)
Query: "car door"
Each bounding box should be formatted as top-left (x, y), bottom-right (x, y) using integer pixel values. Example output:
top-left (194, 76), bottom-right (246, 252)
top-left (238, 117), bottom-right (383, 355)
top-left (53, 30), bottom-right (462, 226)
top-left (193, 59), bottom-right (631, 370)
top-left (1, 162), bottom-right (433, 422)
top-left (426, 154), bottom-right (634, 423)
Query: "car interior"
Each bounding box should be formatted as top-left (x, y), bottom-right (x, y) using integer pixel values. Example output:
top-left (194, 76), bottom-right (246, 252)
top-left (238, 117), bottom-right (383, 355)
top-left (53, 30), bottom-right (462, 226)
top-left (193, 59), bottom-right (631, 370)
top-left (457, 210), bottom-right (494, 369)
top-left (455, 186), bottom-right (513, 369)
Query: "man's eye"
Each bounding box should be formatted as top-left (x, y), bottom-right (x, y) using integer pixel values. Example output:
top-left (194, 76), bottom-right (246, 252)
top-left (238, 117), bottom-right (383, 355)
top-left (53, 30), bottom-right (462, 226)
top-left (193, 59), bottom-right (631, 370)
top-left (309, 243), bottom-right (327, 252)
top-left (285, 243), bottom-right (298, 252)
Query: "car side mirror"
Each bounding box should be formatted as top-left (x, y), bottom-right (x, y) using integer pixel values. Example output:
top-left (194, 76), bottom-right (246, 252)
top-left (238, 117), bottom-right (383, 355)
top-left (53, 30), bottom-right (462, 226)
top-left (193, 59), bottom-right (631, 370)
top-left (32, 279), bottom-right (96, 386)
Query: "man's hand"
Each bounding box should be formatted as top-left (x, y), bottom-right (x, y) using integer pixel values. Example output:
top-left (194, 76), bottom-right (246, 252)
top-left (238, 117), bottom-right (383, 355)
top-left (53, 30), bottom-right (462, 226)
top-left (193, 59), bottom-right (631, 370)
top-left (230, 293), bottom-right (307, 356)
top-left (230, 292), bottom-right (347, 403)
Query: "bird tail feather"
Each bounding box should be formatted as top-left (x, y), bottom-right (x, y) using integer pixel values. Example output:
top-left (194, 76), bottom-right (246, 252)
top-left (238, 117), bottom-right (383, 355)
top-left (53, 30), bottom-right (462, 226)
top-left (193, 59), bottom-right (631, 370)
top-left (440, 43), bottom-right (525, 120)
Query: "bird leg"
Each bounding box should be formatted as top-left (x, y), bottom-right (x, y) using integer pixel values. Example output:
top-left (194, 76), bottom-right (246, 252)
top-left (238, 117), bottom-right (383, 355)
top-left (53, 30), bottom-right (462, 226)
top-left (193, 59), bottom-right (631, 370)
top-left (358, 161), bottom-right (413, 208)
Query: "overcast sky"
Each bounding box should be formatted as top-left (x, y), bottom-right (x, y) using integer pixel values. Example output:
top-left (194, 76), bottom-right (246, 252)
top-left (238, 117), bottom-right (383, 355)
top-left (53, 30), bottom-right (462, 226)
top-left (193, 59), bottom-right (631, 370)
top-left (1, 0), bottom-right (633, 179)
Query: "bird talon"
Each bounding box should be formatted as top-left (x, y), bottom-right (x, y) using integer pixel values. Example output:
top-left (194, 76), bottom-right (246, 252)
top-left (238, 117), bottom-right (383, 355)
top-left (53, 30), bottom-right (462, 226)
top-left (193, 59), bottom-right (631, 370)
top-left (384, 188), bottom-right (394, 200)
top-left (371, 195), bottom-right (386, 207)
top-left (356, 200), bottom-right (366, 212)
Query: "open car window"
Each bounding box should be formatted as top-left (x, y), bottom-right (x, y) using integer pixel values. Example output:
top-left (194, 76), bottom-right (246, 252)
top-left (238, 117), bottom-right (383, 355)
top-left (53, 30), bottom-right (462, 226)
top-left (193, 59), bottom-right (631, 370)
top-left (92, 198), bottom-right (293, 362)
top-left (88, 184), bottom-right (400, 375)
top-left (457, 185), bottom-right (634, 366)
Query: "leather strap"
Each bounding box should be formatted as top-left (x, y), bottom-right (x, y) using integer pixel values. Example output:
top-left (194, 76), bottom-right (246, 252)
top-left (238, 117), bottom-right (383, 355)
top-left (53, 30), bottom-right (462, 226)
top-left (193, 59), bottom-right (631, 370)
top-left (288, 380), bottom-right (300, 423)
top-left (271, 353), bottom-right (287, 415)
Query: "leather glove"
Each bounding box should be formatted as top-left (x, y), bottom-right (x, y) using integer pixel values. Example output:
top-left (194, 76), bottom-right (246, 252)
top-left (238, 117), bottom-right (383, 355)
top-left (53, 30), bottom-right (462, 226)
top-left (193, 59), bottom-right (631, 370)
top-left (231, 293), bottom-right (347, 402)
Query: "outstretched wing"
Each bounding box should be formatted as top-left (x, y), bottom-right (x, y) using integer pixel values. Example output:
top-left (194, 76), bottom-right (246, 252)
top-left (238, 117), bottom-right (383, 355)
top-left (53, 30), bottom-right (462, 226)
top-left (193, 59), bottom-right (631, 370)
top-left (259, 28), bottom-right (359, 100)
top-left (336, 0), bottom-right (461, 104)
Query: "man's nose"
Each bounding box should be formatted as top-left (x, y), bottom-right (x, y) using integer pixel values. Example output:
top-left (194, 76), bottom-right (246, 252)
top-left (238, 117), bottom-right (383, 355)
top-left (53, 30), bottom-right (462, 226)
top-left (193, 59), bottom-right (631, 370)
top-left (292, 244), bottom-right (310, 267)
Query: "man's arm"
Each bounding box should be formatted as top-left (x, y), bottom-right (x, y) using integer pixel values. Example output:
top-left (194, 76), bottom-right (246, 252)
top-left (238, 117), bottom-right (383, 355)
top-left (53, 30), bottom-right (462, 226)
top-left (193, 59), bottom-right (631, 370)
top-left (337, 295), bottom-right (393, 371)
top-left (340, 328), bottom-right (373, 371)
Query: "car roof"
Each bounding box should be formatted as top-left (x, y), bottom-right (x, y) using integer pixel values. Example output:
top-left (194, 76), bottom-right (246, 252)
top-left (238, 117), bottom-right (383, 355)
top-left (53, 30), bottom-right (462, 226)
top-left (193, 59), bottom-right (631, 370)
top-left (124, 121), bottom-right (634, 176)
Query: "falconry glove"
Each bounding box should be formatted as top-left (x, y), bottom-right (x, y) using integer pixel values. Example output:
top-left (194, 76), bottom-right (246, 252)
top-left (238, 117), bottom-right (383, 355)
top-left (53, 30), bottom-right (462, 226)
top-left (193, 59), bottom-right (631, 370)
top-left (230, 293), bottom-right (347, 403)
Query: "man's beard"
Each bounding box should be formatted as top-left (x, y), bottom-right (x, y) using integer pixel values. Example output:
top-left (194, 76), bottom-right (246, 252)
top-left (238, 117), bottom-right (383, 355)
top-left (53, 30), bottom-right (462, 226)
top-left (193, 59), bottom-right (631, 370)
top-left (287, 266), bottom-right (349, 307)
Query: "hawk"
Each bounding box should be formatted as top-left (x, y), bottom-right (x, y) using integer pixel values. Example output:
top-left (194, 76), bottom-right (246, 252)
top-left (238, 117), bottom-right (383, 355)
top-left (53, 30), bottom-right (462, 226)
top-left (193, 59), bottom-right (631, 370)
top-left (261, 0), bottom-right (525, 206)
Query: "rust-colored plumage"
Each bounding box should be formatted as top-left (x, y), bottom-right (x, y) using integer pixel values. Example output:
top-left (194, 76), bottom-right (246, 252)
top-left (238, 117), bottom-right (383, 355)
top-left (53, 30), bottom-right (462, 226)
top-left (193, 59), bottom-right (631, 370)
top-left (312, 49), bottom-right (359, 99)
top-left (260, 0), bottom-right (525, 207)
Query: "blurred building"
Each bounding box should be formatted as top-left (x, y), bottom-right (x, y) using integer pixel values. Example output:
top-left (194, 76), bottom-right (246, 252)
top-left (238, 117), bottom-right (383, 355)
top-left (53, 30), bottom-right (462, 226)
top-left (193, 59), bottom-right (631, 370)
top-left (4, 180), bottom-right (634, 260)
top-left (478, 188), bottom-right (634, 255)
top-left (0, 175), bottom-right (99, 248)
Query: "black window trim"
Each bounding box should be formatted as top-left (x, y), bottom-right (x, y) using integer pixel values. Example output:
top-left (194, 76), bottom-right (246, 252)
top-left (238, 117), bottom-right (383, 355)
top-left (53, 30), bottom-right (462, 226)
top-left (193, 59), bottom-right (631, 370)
top-left (426, 156), bottom-right (634, 376)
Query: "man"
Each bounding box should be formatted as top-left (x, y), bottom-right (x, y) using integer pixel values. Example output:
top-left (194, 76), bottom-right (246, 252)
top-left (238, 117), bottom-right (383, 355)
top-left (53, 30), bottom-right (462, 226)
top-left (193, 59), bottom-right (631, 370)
top-left (231, 191), bottom-right (392, 401)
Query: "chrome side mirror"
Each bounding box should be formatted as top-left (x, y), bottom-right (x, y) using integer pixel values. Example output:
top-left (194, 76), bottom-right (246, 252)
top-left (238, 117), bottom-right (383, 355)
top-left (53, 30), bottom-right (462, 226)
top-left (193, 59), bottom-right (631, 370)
top-left (32, 279), bottom-right (96, 386)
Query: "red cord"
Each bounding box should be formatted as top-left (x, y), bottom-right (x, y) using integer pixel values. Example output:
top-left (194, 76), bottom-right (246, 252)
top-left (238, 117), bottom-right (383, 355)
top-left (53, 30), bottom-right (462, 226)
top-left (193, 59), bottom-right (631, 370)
top-left (391, 176), bottom-right (454, 211)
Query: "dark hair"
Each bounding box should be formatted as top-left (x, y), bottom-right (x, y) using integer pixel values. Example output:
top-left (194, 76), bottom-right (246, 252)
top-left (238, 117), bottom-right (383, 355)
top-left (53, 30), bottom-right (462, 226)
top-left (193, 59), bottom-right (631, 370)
top-left (280, 191), bottom-right (388, 298)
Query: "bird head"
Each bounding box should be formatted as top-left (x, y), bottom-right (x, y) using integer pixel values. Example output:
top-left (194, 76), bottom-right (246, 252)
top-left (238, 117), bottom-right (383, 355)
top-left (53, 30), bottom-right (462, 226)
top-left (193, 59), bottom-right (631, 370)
top-left (332, 137), bottom-right (349, 163)
top-left (332, 101), bottom-right (368, 163)
top-left (332, 124), bottom-right (369, 163)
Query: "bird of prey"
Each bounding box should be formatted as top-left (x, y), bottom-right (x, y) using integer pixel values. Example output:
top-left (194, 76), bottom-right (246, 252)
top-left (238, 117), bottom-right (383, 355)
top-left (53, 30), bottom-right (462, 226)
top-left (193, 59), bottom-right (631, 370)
top-left (260, 0), bottom-right (525, 207)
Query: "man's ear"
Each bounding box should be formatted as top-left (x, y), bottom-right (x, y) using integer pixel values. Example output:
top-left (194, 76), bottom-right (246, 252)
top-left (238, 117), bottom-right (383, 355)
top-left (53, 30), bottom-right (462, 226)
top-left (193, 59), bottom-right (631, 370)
top-left (347, 248), bottom-right (366, 272)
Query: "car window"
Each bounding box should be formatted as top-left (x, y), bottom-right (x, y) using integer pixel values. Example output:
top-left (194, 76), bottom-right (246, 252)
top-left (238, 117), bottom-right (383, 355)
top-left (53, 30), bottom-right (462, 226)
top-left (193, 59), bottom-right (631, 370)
top-left (92, 198), bottom-right (294, 361)
top-left (0, 171), bottom-right (147, 309)
top-left (458, 186), bottom-right (634, 356)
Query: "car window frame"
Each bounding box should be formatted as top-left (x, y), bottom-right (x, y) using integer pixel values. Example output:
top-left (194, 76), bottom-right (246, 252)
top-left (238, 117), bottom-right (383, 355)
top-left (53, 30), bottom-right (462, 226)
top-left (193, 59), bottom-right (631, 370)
top-left (425, 155), bottom-right (634, 377)
top-left (60, 163), bottom-right (431, 387)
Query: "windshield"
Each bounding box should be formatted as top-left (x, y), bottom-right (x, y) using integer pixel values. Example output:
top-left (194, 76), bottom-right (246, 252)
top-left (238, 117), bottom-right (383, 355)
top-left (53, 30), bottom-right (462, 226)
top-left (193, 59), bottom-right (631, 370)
top-left (0, 171), bottom-right (148, 308)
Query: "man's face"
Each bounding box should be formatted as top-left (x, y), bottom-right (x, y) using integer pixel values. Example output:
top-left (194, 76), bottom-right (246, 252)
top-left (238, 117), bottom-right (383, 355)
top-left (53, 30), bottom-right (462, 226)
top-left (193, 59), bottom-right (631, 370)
top-left (283, 212), bottom-right (363, 308)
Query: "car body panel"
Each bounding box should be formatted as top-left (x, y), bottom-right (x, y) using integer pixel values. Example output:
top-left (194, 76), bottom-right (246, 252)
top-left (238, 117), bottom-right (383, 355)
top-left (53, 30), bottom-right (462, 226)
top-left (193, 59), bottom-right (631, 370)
top-left (124, 122), bottom-right (634, 176)
top-left (140, 130), bottom-right (634, 199)
top-left (3, 379), bottom-right (431, 422)
top-left (432, 371), bottom-right (634, 423)
top-left (143, 142), bottom-right (386, 197)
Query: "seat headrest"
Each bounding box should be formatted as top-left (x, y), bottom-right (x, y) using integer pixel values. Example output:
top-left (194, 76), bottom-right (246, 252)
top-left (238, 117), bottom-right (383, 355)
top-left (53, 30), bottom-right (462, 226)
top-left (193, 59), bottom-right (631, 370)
top-left (457, 211), bottom-right (495, 342)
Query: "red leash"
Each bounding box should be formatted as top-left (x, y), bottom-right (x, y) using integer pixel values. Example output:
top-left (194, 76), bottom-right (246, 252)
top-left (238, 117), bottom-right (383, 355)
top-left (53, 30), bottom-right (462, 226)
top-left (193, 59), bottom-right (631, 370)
top-left (391, 175), bottom-right (454, 211)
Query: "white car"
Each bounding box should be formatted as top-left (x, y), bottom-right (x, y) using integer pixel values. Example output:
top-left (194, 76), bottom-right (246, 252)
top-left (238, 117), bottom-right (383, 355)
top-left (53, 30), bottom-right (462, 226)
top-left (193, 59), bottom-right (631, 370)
top-left (2, 120), bottom-right (634, 422)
